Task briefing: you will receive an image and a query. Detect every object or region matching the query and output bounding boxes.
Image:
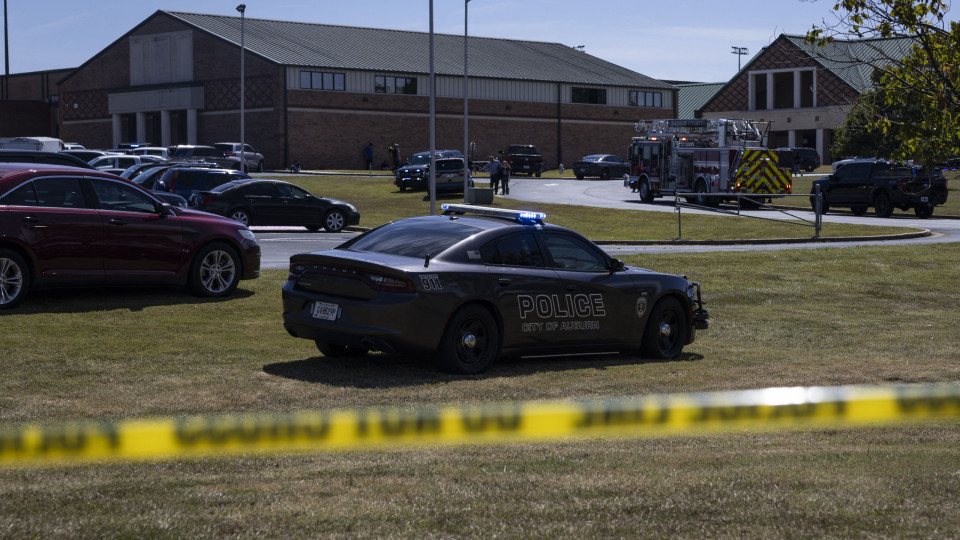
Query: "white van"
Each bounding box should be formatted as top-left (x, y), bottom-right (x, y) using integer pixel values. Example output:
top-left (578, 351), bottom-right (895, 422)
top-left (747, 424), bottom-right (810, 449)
top-left (0, 136), bottom-right (66, 152)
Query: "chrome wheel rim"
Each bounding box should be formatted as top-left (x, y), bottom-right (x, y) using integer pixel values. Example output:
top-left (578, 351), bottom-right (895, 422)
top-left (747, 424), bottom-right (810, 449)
top-left (326, 212), bottom-right (344, 231)
top-left (0, 257), bottom-right (24, 306)
top-left (199, 250), bottom-right (236, 294)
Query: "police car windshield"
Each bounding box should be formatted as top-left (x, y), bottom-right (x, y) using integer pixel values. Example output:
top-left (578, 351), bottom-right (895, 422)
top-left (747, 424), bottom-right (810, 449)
top-left (407, 155), bottom-right (431, 166)
top-left (342, 220), bottom-right (482, 258)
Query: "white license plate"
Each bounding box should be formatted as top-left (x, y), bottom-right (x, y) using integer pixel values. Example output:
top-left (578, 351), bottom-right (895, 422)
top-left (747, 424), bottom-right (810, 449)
top-left (310, 302), bottom-right (339, 320)
top-left (921, 196), bottom-right (929, 202)
top-left (522, 165), bottom-right (530, 169)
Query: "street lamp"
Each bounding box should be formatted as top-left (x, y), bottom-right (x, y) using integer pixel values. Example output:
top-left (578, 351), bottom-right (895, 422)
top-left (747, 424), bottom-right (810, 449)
top-left (731, 46), bottom-right (749, 71)
top-left (237, 4), bottom-right (246, 171)
top-left (463, 0), bottom-right (470, 203)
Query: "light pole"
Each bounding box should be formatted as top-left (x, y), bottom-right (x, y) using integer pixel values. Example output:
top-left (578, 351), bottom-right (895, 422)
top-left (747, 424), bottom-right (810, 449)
top-left (237, 4), bottom-right (246, 172)
top-left (428, 0), bottom-right (436, 215)
top-left (462, 0), bottom-right (470, 202)
top-left (731, 46), bottom-right (749, 71)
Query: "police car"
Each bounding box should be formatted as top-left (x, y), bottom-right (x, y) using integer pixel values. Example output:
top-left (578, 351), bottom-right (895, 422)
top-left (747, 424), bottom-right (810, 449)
top-left (282, 205), bottom-right (708, 374)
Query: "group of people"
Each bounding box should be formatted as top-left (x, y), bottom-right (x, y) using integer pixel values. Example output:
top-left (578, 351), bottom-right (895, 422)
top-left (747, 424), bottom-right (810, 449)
top-left (486, 155), bottom-right (511, 195)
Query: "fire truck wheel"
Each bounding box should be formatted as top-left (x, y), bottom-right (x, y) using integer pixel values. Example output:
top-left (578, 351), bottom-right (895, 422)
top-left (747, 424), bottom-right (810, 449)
top-left (694, 180), bottom-right (715, 207)
top-left (639, 179), bottom-right (654, 203)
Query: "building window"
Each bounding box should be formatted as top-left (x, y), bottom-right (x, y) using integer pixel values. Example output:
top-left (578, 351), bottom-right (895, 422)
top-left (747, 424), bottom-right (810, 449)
top-left (299, 71), bottom-right (345, 91)
top-left (629, 91), bottom-right (662, 108)
top-left (375, 75), bottom-right (418, 95)
top-left (571, 87), bottom-right (607, 104)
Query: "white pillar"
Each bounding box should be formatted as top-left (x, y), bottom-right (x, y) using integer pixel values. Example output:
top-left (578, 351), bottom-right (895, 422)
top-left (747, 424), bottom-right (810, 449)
top-left (160, 110), bottom-right (171, 147)
top-left (793, 71), bottom-right (802, 109)
top-left (816, 128), bottom-right (825, 161)
top-left (788, 130), bottom-right (797, 148)
top-left (136, 112), bottom-right (146, 144)
top-left (187, 109), bottom-right (198, 145)
top-left (111, 114), bottom-right (122, 148)
top-left (766, 73), bottom-right (774, 111)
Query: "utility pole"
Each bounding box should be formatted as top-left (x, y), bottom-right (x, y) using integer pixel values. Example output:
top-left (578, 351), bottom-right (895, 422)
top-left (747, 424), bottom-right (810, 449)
top-left (731, 46), bottom-right (749, 71)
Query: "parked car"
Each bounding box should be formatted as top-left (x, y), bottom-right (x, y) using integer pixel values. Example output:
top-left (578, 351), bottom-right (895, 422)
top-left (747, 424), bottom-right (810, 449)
top-left (777, 147), bottom-right (821, 172)
top-left (572, 154), bottom-right (630, 180)
top-left (171, 145), bottom-right (225, 163)
top-left (193, 178), bottom-right (360, 232)
top-left (503, 144), bottom-right (543, 177)
top-left (213, 142), bottom-right (265, 172)
top-left (89, 154), bottom-right (166, 175)
top-left (0, 163), bottom-right (261, 309)
top-left (60, 149), bottom-right (109, 163)
top-left (129, 146), bottom-right (174, 160)
top-left (63, 143), bottom-right (86, 150)
top-left (282, 204), bottom-right (708, 374)
top-left (810, 159), bottom-right (948, 218)
top-left (152, 166), bottom-right (251, 202)
top-left (0, 149), bottom-right (95, 169)
top-left (394, 150), bottom-right (465, 192)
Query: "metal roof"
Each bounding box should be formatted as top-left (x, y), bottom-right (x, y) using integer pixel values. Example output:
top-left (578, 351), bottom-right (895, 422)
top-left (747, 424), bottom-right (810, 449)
top-left (675, 83), bottom-right (725, 118)
top-left (164, 10), bottom-right (671, 89)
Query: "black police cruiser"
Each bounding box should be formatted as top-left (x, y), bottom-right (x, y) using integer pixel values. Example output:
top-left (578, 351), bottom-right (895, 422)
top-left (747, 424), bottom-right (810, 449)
top-left (282, 205), bottom-right (708, 374)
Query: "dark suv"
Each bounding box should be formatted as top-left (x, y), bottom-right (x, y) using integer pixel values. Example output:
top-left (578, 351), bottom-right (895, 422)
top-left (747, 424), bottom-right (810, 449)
top-left (153, 167), bottom-right (251, 204)
top-left (779, 147), bottom-right (821, 172)
top-left (394, 150), bottom-right (465, 192)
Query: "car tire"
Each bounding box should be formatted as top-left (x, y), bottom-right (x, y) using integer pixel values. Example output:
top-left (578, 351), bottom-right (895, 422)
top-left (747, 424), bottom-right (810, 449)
top-left (874, 192), bottom-right (893, 218)
top-left (535, 172), bottom-right (541, 178)
top-left (0, 249), bottom-right (30, 310)
top-left (398, 184), bottom-right (407, 192)
top-left (914, 204), bottom-right (934, 219)
top-left (639, 179), bottom-right (654, 203)
top-left (805, 162), bottom-right (816, 173)
top-left (851, 206), bottom-right (867, 216)
top-left (189, 242), bottom-right (240, 297)
top-left (315, 340), bottom-right (368, 358)
top-left (600, 168), bottom-right (610, 180)
top-left (809, 189), bottom-right (830, 214)
top-left (640, 297), bottom-right (687, 360)
top-left (436, 304), bottom-right (500, 374)
top-left (229, 208), bottom-right (252, 225)
top-left (575, 174), bottom-right (584, 180)
top-left (256, 160), bottom-right (264, 173)
top-left (324, 209), bottom-right (346, 233)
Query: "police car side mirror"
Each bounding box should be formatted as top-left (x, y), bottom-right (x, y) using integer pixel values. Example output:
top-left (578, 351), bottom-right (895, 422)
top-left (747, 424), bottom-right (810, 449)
top-left (609, 258), bottom-right (626, 272)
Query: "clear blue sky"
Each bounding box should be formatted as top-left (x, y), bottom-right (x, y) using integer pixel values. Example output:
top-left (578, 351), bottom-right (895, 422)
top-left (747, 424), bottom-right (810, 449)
top-left (0, 1), bottom-right (944, 82)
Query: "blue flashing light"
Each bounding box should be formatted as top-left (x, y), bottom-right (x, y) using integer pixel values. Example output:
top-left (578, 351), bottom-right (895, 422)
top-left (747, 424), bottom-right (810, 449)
top-left (441, 204), bottom-right (547, 224)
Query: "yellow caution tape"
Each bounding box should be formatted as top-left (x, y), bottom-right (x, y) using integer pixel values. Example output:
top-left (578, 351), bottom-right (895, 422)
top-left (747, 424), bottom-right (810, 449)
top-left (2, 383), bottom-right (959, 467)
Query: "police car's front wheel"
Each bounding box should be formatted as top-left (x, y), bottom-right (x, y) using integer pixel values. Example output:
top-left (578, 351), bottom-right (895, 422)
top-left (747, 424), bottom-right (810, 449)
top-left (436, 305), bottom-right (500, 374)
top-left (640, 297), bottom-right (687, 360)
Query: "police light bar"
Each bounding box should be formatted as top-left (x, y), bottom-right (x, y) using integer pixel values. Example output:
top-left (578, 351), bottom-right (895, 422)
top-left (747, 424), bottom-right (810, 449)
top-left (441, 204), bottom-right (546, 223)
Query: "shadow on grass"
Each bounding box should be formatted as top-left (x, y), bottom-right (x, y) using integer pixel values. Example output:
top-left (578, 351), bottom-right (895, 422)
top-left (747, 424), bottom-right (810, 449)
top-left (263, 351), bottom-right (703, 388)
top-left (6, 286), bottom-right (255, 314)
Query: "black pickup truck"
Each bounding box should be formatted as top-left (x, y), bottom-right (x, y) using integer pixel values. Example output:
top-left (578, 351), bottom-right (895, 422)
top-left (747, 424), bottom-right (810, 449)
top-left (502, 144), bottom-right (543, 177)
top-left (810, 160), bottom-right (948, 218)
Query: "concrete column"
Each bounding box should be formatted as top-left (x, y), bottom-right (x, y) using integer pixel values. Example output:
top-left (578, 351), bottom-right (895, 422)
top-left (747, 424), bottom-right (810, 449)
top-left (136, 112), bottom-right (146, 144)
top-left (816, 128), bottom-right (825, 162)
top-left (748, 74), bottom-right (755, 111)
top-left (788, 130), bottom-right (797, 148)
top-left (187, 109), bottom-right (198, 145)
top-left (160, 110), bottom-right (171, 147)
top-left (111, 114), bottom-right (122, 148)
top-left (766, 73), bottom-right (774, 111)
top-left (793, 71), bottom-right (802, 109)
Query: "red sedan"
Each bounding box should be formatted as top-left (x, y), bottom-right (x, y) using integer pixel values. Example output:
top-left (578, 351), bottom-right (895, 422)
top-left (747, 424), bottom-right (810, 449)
top-left (0, 163), bottom-right (260, 309)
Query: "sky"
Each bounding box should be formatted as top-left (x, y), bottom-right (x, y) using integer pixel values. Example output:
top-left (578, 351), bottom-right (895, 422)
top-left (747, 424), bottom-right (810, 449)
top-left (0, 1), bottom-right (945, 82)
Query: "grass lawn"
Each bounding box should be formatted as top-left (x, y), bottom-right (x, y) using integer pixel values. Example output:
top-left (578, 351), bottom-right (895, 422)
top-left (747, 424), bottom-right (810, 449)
top-left (1, 235), bottom-right (959, 535)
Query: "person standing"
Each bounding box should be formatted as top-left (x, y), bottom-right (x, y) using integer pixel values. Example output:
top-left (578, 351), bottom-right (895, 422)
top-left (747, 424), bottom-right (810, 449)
top-left (486, 155), bottom-right (501, 193)
top-left (499, 158), bottom-right (511, 195)
top-left (364, 143), bottom-right (374, 171)
top-left (389, 144), bottom-right (401, 172)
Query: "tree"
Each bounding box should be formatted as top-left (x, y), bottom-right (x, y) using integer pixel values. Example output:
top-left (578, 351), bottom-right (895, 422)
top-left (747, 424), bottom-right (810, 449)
top-left (806, 0), bottom-right (960, 167)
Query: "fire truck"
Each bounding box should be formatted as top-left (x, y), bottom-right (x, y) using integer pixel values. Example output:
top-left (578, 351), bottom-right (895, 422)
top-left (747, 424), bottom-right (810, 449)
top-left (626, 118), bottom-right (792, 206)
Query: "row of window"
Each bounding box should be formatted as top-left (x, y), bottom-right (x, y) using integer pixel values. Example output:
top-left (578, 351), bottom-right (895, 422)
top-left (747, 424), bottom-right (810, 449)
top-left (298, 70), bottom-right (663, 107)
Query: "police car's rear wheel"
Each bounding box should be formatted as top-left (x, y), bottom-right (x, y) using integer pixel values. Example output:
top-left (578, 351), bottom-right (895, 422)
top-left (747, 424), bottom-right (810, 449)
top-left (641, 297), bottom-right (687, 360)
top-left (437, 305), bottom-right (500, 374)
